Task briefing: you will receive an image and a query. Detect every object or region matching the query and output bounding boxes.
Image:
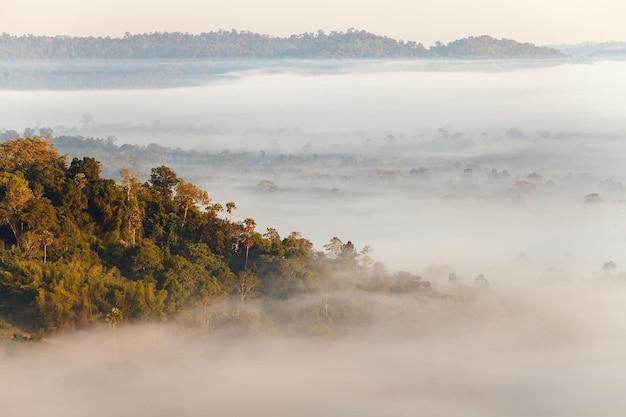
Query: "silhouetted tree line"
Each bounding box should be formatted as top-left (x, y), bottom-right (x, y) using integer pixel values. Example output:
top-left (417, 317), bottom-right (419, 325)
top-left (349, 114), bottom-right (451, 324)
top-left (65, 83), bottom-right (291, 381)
top-left (0, 31), bottom-right (563, 60)
top-left (0, 32), bottom-right (564, 89)
top-left (0, 137), bottom-right (433, 334)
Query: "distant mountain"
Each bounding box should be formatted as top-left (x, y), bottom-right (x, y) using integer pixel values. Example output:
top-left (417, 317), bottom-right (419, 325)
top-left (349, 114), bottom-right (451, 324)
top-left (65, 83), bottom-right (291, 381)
top-left (431, 35), bottom-right (564, 59)
top-left (0, 30), bottom-right (564, 59)
top-left (550, 41), bottom-right (626, 59)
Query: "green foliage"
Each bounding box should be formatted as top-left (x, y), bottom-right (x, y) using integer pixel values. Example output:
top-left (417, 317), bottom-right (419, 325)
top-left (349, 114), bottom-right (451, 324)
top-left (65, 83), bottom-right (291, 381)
top-left (12, 333), bottom-right (41, 342)
top-left (0, 137), bottom-right (435, 336)
top-left (149, 165), bottom-right (179, 198)
top-left (105, 307), bottom-right (123, 326)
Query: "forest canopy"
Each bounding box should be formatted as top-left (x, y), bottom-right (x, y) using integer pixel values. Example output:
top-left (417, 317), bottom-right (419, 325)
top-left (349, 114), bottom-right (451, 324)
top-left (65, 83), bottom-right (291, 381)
top-left (0, 137), bottom-right (436, 336)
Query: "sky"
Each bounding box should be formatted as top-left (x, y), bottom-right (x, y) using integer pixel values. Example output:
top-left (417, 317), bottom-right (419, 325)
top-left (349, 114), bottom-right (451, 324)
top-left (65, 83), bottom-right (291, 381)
top-left (1, 0), bottom-right (625, 46)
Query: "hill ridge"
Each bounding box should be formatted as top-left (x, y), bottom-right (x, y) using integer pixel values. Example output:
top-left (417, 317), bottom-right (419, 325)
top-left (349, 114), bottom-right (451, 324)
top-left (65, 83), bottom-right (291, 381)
top-left (0, 30), bottom-right (564, 59)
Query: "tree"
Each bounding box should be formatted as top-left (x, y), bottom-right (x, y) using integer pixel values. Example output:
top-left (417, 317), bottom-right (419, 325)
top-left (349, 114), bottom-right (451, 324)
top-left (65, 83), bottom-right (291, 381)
top-left (128, 238), bottom-right (164, 278)
top-left (88, 178), bottom-right (127, 243)
top-left (357, 245), bottom-right (374, 270)
top-left (162, 256), bottom-right (204, 315)
top-left (40, 231), bottom-right (54, 263)
top-left (602, 261), bottom-right (617, 277)
top-left (263, 227), bottom-right (283, 255)
top-left (120, 168), bottom-right (142, 245)
top-left (234, 270), bottom-right (260, 317)
top-left (282, 231), bottom-right (313, 258)
top-left (243, 217), bottom-right (256, 232)
top-left (474, 274), bottom-right (490, 289)
top-left (226, 201), bottom-right (237, 222)
top-left (149, 165), bottom-right (179, 198)
top-left (584, 193), bottom-right (602, 204)
top-left (0, 138), bottom-right (68, 207)
top-left (127, 209), bottom-right (142, 246)
top-left (324, 237), bottom-right (344, 259)
top-left (241, 232), bottom-right (256, 269)
top-left (0, 136), bottom-right (67, 174)
top-left (0, 172), bottom-right (34, 247)
top-left (207, 203), bottom-right (224, 218)
top-left (175, 179), bottom-right (210, 225)
top-left (339, 240), bottom-right (357, 268)
top-left (23, 196), bottom-right (58, 234)
top-left (120, 168), bottom-right (140, 202)
top-left (68, 157), bottom-right (101, 183)
top-left (105, 307), bottom-right (123, 360)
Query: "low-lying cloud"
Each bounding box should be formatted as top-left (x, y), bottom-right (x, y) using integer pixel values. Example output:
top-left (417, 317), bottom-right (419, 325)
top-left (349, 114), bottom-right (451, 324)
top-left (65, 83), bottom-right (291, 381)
top-left (3, 280), bottom-right (626, 416)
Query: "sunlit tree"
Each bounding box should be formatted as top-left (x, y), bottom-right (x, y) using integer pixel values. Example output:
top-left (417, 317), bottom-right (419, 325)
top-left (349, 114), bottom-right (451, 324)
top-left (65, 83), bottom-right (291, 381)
top-left (0, 172), bottom-right (34, 247)
top-left (226, 201), bottom-right (237, 222)
top-left (207, 202), bottom-right (224, 218)
top-left (323, 236), bottom-right (344, 259)
top-left (120, 168), bottom-right (140, 202)
top-left (40, 230), bottom-right (54, 263)
top-left (241, 232), bottom-right (256, 269)
top-left (243, 217), bottom-right (256, 233)
top-left (149, 165), bottom-right (179, 198)
top-left (175, 179), bottom-right (210, 225)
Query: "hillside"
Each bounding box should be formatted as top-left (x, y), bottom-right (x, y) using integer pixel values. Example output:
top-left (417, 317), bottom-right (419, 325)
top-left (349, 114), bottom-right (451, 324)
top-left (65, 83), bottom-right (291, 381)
top-left (0, 136), bottom-right (434, 337)
top-left (0, 30), bottom-right (563, 59)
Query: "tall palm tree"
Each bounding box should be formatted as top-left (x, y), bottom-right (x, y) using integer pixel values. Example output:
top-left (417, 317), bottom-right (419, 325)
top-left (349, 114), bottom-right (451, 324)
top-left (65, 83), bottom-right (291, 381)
top-left (241, 232), bottom-right (255, 269)
top-left (207, 203), bottom-right (224, 218)
top-left (106, 307), bottom-right (123, 360)
top-left (226, 201), bottom-right (237, 222)
top-left (243, 217), bottom-right (256, 233)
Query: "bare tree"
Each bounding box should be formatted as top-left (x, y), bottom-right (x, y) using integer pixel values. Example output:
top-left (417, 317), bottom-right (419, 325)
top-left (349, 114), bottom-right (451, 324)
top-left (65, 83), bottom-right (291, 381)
top-left (235, 270), bottom-right (260, 318)
top-left (120, 168), bottom-right (140, 202)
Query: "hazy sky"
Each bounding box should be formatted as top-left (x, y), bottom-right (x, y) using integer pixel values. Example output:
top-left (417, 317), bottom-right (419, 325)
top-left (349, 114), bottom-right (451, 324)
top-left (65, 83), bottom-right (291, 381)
top-left (2, 0), bottom-right (625, 46)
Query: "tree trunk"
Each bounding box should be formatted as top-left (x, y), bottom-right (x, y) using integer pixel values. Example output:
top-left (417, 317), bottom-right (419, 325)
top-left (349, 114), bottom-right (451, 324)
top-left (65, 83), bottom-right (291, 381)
top-left (6, 220), bottom-right (19, 249)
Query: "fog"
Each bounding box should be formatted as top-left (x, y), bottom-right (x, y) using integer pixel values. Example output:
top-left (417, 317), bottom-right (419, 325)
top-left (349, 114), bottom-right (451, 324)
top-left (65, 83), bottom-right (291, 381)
top-left (2, 59), bottom-right (626, 415)
top-left (4, 282), bottom-right (626, 416)
top-left (3, 59), bottom-right (625, 274)
top-left (2, 60), bottom-right (626, 153)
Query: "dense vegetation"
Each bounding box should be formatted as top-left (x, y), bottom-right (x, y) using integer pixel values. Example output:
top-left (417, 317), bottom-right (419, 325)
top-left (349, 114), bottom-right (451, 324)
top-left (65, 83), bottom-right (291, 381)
top-left (0, 136), bottom-right (437, 337)
top-left (0, 31), bottom-right (563, 59)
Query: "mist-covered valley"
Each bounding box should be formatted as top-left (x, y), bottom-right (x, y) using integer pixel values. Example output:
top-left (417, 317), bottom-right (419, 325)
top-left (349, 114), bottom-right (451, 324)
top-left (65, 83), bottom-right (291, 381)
top-left (3, 59), bottom-right (626, 274)
top-left (2, 58), bottom-right (626, 416)
top-left (4, 281), bottom-right (626, 417)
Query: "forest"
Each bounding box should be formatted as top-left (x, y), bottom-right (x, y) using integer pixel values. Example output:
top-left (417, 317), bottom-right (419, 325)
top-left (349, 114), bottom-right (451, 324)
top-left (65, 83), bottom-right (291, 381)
top-left (0, 136), bottom-right (444, 339)
top-left (0, 31), bottom-right (564, 59)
